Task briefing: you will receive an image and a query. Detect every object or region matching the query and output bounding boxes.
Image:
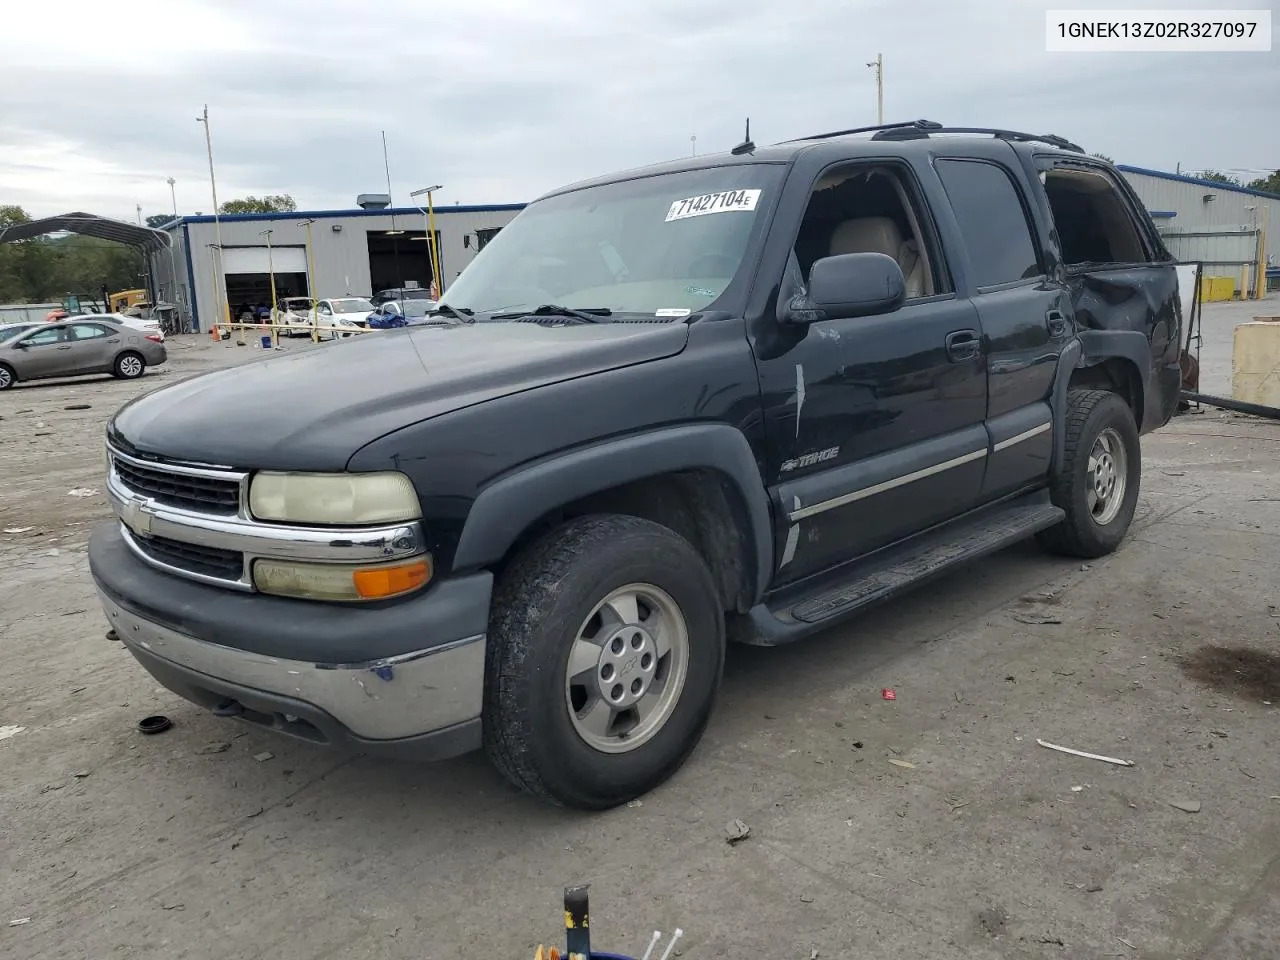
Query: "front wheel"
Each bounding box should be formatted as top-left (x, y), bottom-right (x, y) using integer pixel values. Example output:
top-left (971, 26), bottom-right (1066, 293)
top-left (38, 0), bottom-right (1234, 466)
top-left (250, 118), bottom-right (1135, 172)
top-left (1037, 388), bottom-right (1141, 558)
top-left (483, 514), bottom-right (725, 809)
top-left (0, 363), bottom-right (14, 390)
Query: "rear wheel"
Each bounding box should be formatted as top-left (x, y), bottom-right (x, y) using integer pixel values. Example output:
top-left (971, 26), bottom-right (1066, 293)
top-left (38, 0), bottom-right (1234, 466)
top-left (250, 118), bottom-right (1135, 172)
top-left (483, 514), bottom-right (725, 809)
top-left (113, 351), bottom-right (145, 380)
top-left (1037, 388), bottom-right (1141, 558)
top-left (0, 363), bottom-right (14, 390)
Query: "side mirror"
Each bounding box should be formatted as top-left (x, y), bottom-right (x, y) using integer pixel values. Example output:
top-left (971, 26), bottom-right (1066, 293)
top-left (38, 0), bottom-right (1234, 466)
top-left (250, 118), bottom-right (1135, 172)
top-left (797, 252), bottom-right (905, 322)
top-left (12, 340), bottom-right (29, 348)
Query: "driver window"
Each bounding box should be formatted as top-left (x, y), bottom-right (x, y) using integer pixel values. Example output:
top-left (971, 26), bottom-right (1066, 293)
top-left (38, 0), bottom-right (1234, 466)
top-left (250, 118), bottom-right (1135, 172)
top-left (24, 326), bottom-right (65, 346)
top-left (786, 164), bottom-right (949, 304)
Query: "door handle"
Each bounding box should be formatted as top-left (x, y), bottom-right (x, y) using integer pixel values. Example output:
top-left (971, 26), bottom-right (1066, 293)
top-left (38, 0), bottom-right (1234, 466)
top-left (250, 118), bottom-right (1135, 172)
top-left (108, 338), bottom-right (120, 344)
top-left (1046, 309), bottom-right (1068, 336)
top-left (945, 329), bottom-right (981, 362)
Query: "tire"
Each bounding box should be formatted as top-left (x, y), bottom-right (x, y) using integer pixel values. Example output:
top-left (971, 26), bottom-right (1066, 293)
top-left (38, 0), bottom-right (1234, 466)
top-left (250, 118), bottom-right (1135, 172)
top-left (1037, 388), bottom-right (1141, 558)
top-left (483, 514), bottom-right (726, 809)
top-left (0, 363), bottom-right (14, 390)
top-left (113, 351), bottom-right (145, 380)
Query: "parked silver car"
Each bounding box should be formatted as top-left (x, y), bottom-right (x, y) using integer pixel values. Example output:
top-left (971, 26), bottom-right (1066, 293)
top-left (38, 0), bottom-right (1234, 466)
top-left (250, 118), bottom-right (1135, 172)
top-left (0, 318), bottom-right (167, 390)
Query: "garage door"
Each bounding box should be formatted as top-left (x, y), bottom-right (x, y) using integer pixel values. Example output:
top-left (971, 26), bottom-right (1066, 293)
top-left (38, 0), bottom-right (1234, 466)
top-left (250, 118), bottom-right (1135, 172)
top-left (220, 246), bottom-right (308, 274)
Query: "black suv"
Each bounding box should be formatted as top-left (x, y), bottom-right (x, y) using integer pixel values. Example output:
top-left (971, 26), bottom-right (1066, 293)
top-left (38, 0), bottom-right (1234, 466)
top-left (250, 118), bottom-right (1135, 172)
top-left (89, 120), bottom-right (1185, 810)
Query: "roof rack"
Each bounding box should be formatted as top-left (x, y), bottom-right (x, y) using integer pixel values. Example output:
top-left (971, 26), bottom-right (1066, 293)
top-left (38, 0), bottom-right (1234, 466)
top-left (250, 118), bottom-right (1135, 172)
top-left (782, 119), bottom-right (1084, 154)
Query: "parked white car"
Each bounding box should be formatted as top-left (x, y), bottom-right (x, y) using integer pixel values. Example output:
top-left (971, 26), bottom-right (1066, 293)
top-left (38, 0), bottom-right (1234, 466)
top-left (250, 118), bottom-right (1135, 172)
top-left (67, 312), bottom-right (165, 342)
top-left (273, 298), bottom-right (317, 336)
top-left (315, 297), bottom-right (375, 339)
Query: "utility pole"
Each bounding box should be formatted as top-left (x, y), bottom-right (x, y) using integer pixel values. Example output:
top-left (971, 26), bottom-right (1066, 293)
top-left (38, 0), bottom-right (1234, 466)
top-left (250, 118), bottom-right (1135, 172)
top-left (300, 218), bottom-right (319, 343)
top-left (866, 53), bottom-right (884, 124)
top-left (167, 177), bottom-right (177, 217)
top-left (259, 229), bottom-right (277, 347)
top-left (691, 135), bottom-right (697, 157)
top-left (136, 203), bottom-right (142, 226)
top-left (196, 104), bottom-right (226, 330)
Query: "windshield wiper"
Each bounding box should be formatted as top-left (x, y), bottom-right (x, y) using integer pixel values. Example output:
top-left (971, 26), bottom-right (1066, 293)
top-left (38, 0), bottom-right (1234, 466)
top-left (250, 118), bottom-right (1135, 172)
top-left (429, 303), bottom-right (475, 322)
top-left (490, 304), bottom-right (612, 324)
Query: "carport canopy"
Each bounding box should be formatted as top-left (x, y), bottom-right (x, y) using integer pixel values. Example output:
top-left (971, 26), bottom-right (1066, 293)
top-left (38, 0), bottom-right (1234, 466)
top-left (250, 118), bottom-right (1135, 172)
top-left (0, 212), bottom-right (171, 253)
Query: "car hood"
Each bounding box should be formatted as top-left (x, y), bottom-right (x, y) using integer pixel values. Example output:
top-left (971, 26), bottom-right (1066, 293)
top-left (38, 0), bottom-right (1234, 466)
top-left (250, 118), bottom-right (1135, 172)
top-left (108, 320), bottom-right (690, 471)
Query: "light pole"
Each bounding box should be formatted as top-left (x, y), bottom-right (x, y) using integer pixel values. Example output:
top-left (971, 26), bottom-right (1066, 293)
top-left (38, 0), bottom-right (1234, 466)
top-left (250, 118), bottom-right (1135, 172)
top-left (259, 229), bottom-right (277, 347)
top-left (410, 185), bottom-right (443, 298)
top-left (196, 104), bottom-right (226, 330)
top-left (691, 135), bottom-right (697, 157)
top-left (167, 177), bottom-right (177, 217)
top-left (866, 53), bottom-right (883, 124)
top-left (299, 218), bottom-right (319, 342)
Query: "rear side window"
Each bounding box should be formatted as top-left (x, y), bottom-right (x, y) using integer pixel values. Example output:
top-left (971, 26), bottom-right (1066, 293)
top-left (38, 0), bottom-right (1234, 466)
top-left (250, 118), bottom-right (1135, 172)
top-left (936, 159), bottom-right (1042, 288)
top-left (70, 323), bottom-right (110, 340)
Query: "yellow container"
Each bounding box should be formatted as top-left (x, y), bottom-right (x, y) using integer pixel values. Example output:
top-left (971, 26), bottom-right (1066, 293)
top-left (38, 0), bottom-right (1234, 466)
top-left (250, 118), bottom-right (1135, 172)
top-left (1200, 276), bottom-right (1235, 302)
top-left (1232, 320), bottom-right (1280, 405)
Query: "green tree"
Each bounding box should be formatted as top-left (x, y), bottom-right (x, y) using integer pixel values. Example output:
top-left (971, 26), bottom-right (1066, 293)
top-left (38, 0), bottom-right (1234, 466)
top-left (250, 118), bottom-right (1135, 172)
top-left (145, 213), bottom-right (176, 228)
top-left (1246, 169), bottom-right (1280, 194)
top-left (219, 194), bottom-right (297, 214)
top-left (1196, 169), bottom-right (1241, 185)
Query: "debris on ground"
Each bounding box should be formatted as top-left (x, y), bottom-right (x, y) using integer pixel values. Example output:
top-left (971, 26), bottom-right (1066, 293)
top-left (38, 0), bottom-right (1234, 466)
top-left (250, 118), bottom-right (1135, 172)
top-left (9, 917), bottom-right (32, 927)
top-left (196, 741), bottom-right (232, 755)
top-left (161, 903), bottom-right (185, 911)
top-left (1168, 799), bottom-right (1201, 813)
top-left (881, 688), bottom-right (897, 701)
top-left (136, 715), bottom-right (172, 735)
top-left (0, 725), bottom-right (26, 742)
top-left (888, 758), bottom-right (916, 769)
top-left (63, 404), bottom-right (92, 410)
top-left (977, 906), bottom-right (1009, 937)
top-left (3, 527), bottom-right (33, 534)
top-left (1036, 739), bottom-right (1135, 767)
top-left (72, 771), bottom-right (90, 779)
top-left (1014, 612), bottom-right (1063, 625)
top-left (1118, 936), bottom-right (1137, 950)
top-left (725, 818), bottom-right (751, 844)
top-left (627, 799), bottom-right (643, 808)
top-left (253, 751), bottom-right (274, 762)
top-left (66, 487), bottom-right (97, 498)
top-left (799, 893), bottom-right (815, 903)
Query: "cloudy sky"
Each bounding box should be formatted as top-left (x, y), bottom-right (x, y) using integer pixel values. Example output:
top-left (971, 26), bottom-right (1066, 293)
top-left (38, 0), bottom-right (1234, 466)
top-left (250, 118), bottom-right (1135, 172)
top-left (2, 0), bottom-right (1276, 221)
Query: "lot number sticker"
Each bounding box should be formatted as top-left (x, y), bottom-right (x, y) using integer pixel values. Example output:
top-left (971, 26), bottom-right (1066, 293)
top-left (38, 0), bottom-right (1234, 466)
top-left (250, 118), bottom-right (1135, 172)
top-left (665, 189), bottom-right (762, 222)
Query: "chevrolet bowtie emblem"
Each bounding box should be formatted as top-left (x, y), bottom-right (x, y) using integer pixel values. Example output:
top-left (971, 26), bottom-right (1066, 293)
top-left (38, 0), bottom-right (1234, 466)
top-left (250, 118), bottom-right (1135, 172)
top-left (125, 497), bottom-right (155, 536)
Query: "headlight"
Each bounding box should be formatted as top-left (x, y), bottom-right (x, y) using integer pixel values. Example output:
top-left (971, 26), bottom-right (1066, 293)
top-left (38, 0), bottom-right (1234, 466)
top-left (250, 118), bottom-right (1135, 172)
top-left (248, 471), bottom-right (420, 525)
top-left (253, 556), bottom-right (431, 601)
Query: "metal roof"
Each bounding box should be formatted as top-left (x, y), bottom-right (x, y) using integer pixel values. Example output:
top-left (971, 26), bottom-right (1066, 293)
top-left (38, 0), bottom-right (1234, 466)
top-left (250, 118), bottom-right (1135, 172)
top-left (1117, 165), bottom-right (1280, 201)
top-left (170, 203), bottom-right (527, 228)
top-left (0, 212), bottom-right (172, 252)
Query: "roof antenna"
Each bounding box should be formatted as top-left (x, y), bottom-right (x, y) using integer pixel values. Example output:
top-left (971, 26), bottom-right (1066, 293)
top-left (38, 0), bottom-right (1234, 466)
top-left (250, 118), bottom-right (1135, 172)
top-left (731, 118), bottom-right (755, 156)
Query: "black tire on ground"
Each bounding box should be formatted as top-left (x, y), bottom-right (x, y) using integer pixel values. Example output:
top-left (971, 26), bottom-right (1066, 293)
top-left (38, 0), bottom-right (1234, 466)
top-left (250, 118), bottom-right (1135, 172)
top-left (112, 351), bottom-right (146, 380)
top-left (483, 514), bottom-right (726, 809)
top-left (0, 362), bottom-right (14, 390)
top-left (1037, 388), bottom-right (1141, 559)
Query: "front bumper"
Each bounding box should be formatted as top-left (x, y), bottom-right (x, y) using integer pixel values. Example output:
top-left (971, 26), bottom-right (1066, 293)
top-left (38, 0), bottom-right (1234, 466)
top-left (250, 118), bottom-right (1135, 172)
top-left (89, 521), bottom-right (491, 758)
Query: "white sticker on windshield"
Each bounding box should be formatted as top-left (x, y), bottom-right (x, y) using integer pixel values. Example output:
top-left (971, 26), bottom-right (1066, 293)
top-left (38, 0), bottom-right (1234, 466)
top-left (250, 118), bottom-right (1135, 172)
top-left (656, 308), bottom-right (692, 317)
top-left (665, 189), bottom-right (762, 222)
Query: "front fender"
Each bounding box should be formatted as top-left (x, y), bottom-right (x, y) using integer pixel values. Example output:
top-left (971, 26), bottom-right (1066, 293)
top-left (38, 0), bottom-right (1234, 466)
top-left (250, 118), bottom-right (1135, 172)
top-left (452, 423), bottom-right (775, 601)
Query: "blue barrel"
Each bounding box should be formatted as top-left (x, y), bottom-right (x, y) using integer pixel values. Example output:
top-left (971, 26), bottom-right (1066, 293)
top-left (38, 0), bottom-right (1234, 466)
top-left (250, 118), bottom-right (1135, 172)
top-left (260, 334), bottom-right (272, 349)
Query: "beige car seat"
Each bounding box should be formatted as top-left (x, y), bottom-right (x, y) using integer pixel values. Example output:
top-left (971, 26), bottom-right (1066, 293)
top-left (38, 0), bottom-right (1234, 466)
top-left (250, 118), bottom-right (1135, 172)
top-left (827, 216), bottom-right (926, 299)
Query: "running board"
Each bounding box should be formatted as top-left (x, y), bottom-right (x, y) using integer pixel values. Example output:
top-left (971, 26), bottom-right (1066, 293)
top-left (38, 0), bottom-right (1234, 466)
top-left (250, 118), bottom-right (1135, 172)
top-left (736, 494), bottom-right (1065, 646)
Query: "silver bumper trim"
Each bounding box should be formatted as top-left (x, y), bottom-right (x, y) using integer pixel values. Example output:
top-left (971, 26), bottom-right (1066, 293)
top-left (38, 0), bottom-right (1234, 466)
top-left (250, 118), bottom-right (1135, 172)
top-left (99, 591), bottom-right (485, 741)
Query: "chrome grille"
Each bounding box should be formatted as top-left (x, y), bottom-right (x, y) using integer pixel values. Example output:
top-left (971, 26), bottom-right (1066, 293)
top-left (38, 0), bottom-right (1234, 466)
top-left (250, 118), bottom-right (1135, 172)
top-left (110, 450), bottom-right (242, 515)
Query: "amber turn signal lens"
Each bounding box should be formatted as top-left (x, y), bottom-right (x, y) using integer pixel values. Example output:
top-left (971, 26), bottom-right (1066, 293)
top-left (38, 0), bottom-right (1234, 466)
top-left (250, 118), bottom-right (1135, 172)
top-left (352, 558), bottom-right (431, 599)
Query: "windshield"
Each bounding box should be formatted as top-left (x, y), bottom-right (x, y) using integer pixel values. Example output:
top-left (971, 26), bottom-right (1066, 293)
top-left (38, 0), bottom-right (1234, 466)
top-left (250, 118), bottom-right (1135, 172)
top-left (284, 300), bottom-right (314, 312)
top-left (330, 298), bottom-right (373, 313)
top-left (439, 164), bottom-right (782, 317)
top-left (0, 324), bottom-right (35, 343)
top-left (401, 299), bottom-right (435, 317)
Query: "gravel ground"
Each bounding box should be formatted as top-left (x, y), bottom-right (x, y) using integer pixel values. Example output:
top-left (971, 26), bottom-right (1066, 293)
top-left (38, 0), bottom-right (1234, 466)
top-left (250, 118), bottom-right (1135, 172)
top-left (2, 316), bottom-right (1279, 960)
